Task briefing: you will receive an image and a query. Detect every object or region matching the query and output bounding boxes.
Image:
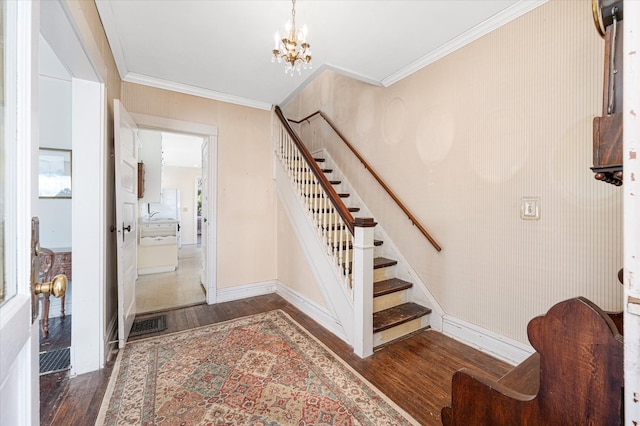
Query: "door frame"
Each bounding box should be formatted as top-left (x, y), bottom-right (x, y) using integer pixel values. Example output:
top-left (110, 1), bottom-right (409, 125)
top-left (129, 113), bottom-right (218, 303)
top-left (41, 0), bottom-right (107, 374)
top-left (194, 176), bottom-right (201, 246)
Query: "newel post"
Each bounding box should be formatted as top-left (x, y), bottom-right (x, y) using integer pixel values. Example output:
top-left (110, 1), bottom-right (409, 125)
top-left (352, 218), bottom-right (376, 358)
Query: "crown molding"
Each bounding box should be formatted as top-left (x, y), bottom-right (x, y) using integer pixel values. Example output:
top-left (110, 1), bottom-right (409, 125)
top-left (382, 0), bottom-right (549, 87)
top-left (124, 73), bottom-right (273, 111)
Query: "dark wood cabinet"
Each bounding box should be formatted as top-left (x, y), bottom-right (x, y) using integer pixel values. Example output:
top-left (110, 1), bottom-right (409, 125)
top-left (138, 162), bottom-right (145, 198)
top-left (591, 0), bottom-right (623, 186)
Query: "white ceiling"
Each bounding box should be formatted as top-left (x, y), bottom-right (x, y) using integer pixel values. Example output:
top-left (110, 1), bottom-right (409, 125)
top-left (95, 0), bottom-right (546, 110)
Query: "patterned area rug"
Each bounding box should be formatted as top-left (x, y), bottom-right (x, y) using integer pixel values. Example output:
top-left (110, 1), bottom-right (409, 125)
top-left (96, 310), bottom-right (419, 425)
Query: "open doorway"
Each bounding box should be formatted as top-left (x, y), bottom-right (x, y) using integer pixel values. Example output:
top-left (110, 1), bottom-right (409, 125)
top-left (37, 36), bottom-right (73, 377)
top-left (37, 0), bottom-right (108, 402)
top-left (135, 129), bottom-right (206, 314)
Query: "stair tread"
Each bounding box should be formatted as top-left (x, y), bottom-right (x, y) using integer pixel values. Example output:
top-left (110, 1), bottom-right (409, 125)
top-left (299, 167), bottom-right (332, 173)
top-left (374, 257), bottom-right (398, 269)
top-left (295, 179), bottom-right (342, 185)
top-left (314, 158), bottom-right (326, 162)
top-left (374, 278), bottom-right (413, 297)
top-left (313, 207), bottom-right (360, 213)
top-left (332, 240), bottom-right (384, 250)
top-left (324, 223), bottom-right (346, 230)
top-left (373, 303), bottom-right (432, 333)
top-left (304, 193), bottom-right (350, 198)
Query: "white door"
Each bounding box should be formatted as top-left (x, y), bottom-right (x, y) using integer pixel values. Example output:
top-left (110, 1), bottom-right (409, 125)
top-left (200, 138), bottom-right (209, 294)
top-left (114, 100), bottom-right (138, 348)
top-left (0, 1), bottom-right (40, 423)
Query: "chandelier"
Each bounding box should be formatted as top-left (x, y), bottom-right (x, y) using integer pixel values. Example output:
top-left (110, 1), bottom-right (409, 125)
top-left (271, 0), bottom-right (312, 75)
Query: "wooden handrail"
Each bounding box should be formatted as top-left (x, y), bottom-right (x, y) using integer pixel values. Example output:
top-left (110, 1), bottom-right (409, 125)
top-left (274, 106), bottom-right (356, 234)
top-left (290, 110), bottom-right (442, 252)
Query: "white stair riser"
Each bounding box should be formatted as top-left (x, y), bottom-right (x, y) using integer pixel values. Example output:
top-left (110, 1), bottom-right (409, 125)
top-left (373, 290), bottom-right (409, 313)
top-left (374, 265), bottom-right (397, 282)
top-left (373, 315), bottom-right (430, 347)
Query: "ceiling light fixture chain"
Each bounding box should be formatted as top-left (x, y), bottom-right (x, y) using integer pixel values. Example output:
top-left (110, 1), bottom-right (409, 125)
top-left (272, 0), bottom-right (312, 76)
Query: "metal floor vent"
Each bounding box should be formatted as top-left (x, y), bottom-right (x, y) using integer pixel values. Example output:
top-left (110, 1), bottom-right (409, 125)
top-left (40, 347), bottom-right (71, 376)
top-left (130, 315), bottom-right (167, 337)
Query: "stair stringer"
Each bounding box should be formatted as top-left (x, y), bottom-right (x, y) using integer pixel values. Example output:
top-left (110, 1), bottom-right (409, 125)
top-left (274, 155), bottom-right (354, 345)
top-left (313, 148), bottom-right (445, 330)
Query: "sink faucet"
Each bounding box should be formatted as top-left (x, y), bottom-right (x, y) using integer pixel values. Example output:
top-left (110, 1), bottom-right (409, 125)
top-left (149, 211), bottom-right (160, 219)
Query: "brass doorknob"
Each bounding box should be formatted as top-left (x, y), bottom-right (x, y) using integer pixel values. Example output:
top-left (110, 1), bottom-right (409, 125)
top-left (35, 274), bottom-right (67, 298)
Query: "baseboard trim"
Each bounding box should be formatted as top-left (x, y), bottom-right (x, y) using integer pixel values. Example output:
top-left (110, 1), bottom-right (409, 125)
top-left (213, 279), bottom-right (349, 346)
top-left (275, 281), bottom-right (348, 344)
top-left (442, 315), bottom-right (533, 365)
top-left (215, 280), bottom-right (278, 303)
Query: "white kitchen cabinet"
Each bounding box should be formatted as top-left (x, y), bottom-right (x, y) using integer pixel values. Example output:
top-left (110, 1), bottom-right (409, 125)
top-left (137, 220), bottom-right (178, 274)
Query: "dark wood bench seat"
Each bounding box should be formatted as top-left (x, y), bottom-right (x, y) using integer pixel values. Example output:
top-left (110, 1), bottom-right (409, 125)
top-left (496, 353), bottom-right (540, 395)
top-left (441, 297), bottom-right (623, 425)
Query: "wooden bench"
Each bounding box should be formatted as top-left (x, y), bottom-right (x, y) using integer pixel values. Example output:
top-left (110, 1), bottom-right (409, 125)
top-left (441, 297), bottom-right (624, 425)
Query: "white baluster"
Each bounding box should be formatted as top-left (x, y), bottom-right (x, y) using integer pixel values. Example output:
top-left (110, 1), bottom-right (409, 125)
top-left (305, 166), bottom-right (310, 211)
top-left (338, 216), bottom-right (345, 273)
top-left (329, 208), bottom-right (336, 257)
top-left (277, 126), bottom-right (282, 162)
top-left (345, 224), bottom-right (350, 287)
top-left (313, 180), bottom-right (319, 228)
top-left (283, 130), bottom-right (287, 159)
top-left (319, 188), bottom-right (325, 233)
top-left (288, 133), bottom-right (292, 170)
top-left (319, 187), bottom-right (326, 237)
top-left (281, 127), bottom-right (285, 161)
top-left (298, 150), bottom-right (303, 197)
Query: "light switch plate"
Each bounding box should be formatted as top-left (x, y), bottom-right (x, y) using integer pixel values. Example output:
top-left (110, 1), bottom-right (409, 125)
top-left (521, 197), bottom-right (540, 220)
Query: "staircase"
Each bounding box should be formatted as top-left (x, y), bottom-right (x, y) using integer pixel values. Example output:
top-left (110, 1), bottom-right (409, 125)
top-left (274, 106), bottom-right (436, 355)
top-left (311, 156), bottom-right (432, 349)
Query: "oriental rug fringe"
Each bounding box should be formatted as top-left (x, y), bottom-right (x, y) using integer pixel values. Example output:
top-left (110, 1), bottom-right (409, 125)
top-left (96, 310), bottom-right (419, 425)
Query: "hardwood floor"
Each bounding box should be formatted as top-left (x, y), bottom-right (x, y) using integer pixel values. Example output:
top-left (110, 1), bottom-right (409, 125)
top-left (41, 294), bottom-right (513, 425)
top-left (40, 315), bottom-right (71, 352)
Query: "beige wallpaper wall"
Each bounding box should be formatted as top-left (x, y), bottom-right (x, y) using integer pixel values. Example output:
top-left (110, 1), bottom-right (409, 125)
top-left (121, 82), bottom-right (277, 289)
top-left (276, 200), bottom-right (326, 306)
top-left (283, 0), bottom-right (623, 343)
